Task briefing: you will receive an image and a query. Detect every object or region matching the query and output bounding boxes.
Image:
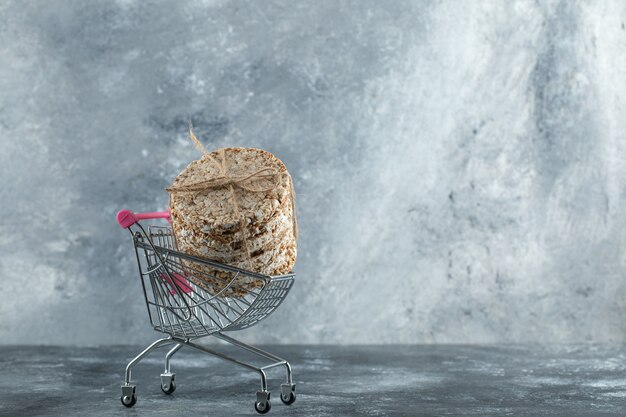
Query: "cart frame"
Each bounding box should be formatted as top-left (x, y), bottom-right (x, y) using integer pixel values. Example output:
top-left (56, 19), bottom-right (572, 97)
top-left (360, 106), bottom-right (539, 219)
top-left (116, 209), bottom-right (296, 413)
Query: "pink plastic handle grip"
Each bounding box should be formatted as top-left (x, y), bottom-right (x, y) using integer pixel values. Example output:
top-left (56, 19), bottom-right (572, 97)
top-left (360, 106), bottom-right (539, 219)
top-left (117, 209), bottom-right (170, 228)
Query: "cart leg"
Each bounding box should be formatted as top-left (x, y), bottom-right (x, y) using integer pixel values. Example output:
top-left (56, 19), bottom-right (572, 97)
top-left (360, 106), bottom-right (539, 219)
top-left (182, 339), bottom-right (269, 391)
top-left (184, 333), bottom-right (297, 411)
top-left (121, 337), bottom-right (174, 408)
top-left (214, 333), bottom-right (293, 378)
top-left (161, 343), bottom-right (183, 395)
top-left (164, 343), bottom-right (183, 374)
top-left (181, 339), bottom-right (272, 413)
top-left (214, 332), bottom-right (296, 405)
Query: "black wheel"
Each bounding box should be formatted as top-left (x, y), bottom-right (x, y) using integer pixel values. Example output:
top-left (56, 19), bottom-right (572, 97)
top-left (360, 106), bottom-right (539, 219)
top-left (121, 394), bottom-right (137, 408)
top-left (161, 380), bottom-right (176, 394)
top-left (255, 399), bottom-right (271, 414)
top-left (280, 391), bottom-right (296, 405)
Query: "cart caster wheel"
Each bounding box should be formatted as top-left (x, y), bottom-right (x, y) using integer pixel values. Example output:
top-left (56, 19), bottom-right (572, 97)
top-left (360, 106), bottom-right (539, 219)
top-left (121, 384), bottom-right (137, 408)
top-left (280, 383), bottom-right (296, 405)
top-left (255, 391), bottom-right (271, 414)
top-left (161, 380), bottom-right (176, 394)
top-left (280, 391), bottom-right (296, 405)
top-left (120, 394), bottom-right (137, 408)
top-left (160, 373), bottom-right (176, 394)
top-left (255, 399), bottom-right (271, 414)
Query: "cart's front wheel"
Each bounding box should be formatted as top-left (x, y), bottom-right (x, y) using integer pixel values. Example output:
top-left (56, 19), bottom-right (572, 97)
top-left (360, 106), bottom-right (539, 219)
top-left (121, 394), bottom-right (137, 408)
top-left (161, 380), bottom-right (176, 394)
top-left (280, 383), bottom-right (296, 405)
top-left (255, 399), bottom-right (271, 414)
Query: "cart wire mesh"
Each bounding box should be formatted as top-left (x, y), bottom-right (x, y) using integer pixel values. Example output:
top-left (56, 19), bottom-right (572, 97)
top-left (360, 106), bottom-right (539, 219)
top-left (132, 225), bottom-right (295, 339)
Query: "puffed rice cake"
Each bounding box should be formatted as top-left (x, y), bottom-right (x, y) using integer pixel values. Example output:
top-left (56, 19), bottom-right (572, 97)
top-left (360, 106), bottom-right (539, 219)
top-left (168, 147), bottom-right (297, 297)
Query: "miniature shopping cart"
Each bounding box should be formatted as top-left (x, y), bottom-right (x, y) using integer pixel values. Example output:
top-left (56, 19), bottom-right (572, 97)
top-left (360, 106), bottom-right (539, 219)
top-left (116, 209), bottom-right (296, 414)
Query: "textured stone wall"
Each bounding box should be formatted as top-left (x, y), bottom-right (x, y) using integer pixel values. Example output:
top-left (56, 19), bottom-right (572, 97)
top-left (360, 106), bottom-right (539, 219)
top-left (1, 0), bottom-right (626, 345)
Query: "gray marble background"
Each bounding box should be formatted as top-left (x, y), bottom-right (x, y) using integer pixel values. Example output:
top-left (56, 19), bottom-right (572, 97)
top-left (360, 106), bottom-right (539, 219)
top-left (1, 0), bottom-right (626, 346)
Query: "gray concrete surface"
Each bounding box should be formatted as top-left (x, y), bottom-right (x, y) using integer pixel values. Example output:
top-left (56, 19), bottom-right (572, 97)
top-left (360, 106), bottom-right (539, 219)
top-left (2, 0), bottom-right (626, 346)
top-left (1, 343), bottom-right (626, 416)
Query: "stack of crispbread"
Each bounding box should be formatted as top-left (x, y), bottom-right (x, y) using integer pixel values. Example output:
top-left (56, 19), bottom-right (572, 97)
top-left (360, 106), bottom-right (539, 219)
top-left (168, 147), bottom-right (297, 297)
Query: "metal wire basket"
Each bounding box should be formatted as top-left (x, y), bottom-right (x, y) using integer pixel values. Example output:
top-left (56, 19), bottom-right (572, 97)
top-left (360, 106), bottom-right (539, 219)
top-left (116, 209), bottom-right (296, 414)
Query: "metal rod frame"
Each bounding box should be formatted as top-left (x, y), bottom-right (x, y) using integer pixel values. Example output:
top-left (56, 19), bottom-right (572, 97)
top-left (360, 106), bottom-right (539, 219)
top-left (123, 332), bottom-right (292, 392)
top-left (120, 220), bottom-right (296, 404)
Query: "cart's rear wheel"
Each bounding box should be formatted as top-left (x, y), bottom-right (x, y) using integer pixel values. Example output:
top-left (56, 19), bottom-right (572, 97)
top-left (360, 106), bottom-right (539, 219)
top-left (121, 394), bottom-right (137, 408)
top-left (280, 391), bottom-right (296, 405)
top-left (161, 380), bottom-right (176, 394)
top-left (255, 399), bottom-right (271, 414)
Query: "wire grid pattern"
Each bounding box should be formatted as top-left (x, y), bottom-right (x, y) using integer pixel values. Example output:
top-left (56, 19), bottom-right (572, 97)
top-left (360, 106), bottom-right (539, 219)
top-left (132, 225), bottom-right (294, 339)
top-left (226, 277), bottom-right (294, 331)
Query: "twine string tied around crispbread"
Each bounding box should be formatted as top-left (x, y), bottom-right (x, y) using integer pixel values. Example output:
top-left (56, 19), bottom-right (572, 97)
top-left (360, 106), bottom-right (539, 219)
top-left (166, 129), bottom-right (298, 275)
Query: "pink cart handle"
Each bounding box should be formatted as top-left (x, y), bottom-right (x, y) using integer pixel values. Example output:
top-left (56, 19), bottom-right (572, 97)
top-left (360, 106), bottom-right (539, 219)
top-left (117, 209), bottom-right (170, 228)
